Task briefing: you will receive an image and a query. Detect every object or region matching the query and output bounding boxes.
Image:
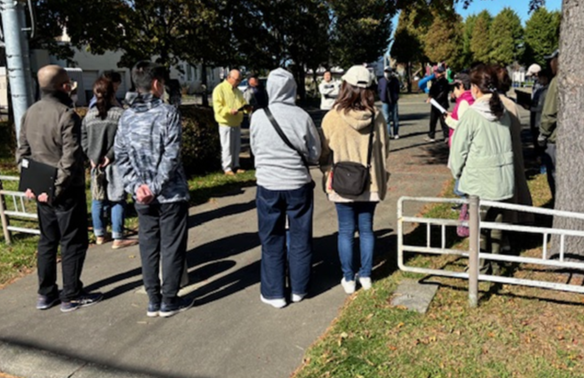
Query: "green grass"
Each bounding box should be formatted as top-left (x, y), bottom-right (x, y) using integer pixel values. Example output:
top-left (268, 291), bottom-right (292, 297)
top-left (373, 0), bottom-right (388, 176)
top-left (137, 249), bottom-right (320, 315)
top-left (293, 174), bottom-right (584, 378)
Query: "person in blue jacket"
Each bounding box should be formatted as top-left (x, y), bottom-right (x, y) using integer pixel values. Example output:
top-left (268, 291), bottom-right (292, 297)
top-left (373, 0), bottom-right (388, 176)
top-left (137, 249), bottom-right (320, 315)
top-left (378, 67), bottom-right (401, 139)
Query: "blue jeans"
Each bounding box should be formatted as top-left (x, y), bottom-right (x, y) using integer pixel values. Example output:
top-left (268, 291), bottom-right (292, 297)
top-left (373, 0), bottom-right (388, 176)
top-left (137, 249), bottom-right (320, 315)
top-left (381, 102), bottom-right (399, 136)
top-left (257, 184), bottom-right (314, 299)
top-left (335, 202), bottom-right (377, 281)
top-left (453, 179), bottom-right (465, 197)
top-left (92, 200), bottom-right (125, 240)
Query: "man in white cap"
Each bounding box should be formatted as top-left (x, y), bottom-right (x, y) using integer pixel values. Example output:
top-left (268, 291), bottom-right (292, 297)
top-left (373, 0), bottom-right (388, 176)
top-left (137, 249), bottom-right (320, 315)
top-left (527, 63), bottom-right (541, 78)
top-left (525, 63), bottom-right (545, 159)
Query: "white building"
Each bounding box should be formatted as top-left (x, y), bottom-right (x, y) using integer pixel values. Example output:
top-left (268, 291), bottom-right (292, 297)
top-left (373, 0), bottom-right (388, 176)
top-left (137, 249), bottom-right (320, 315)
top-left (1, 27), bottom-right (225, 107)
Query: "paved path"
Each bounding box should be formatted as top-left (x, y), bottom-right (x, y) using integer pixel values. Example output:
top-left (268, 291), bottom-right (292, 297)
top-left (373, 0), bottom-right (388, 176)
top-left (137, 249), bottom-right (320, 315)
top-left (0, 95), bottom-right (453, 378)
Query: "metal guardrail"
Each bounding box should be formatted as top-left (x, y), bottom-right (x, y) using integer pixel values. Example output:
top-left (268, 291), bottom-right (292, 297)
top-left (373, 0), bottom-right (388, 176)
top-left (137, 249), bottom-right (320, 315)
top-left (0, 175), bottom-right (39, 244)
top-left (397, 195), bottom-right (584, 308)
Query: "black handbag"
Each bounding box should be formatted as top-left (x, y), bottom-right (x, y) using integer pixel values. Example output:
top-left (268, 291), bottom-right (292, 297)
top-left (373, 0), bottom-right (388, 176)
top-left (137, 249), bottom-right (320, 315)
top-left (331, 114), bottom-right (375, 196)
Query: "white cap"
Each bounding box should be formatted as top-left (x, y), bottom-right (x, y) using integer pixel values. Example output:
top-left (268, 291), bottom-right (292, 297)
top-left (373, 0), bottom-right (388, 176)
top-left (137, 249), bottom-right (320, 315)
top-left (526, 64), bottom-right (541, 76)
top-left (342, 65), bottom-right (373, 88)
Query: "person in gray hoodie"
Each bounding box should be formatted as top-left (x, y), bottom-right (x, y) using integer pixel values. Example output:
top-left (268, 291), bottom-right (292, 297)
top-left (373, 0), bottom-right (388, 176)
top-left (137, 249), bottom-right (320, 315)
top-left (250, 68), bottom-right (321, 308)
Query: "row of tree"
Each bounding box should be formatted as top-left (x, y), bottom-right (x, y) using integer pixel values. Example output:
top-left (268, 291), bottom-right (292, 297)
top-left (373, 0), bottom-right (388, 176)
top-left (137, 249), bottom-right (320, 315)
top-left (32, 0), bottom-right (393, 99)
top-left (392, 5), bottom-right (560, 75)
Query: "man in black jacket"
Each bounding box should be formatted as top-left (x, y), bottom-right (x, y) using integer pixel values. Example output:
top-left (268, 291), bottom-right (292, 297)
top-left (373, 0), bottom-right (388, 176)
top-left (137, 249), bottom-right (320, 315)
top-left (426, 66), bottom-right (450, 142)
top-left (16, 65), bottom-right (103, 312)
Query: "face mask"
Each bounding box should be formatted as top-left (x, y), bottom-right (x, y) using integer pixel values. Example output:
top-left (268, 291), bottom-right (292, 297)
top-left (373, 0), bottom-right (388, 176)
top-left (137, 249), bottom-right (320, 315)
top-left (384, 73), bottom-right (390, 80)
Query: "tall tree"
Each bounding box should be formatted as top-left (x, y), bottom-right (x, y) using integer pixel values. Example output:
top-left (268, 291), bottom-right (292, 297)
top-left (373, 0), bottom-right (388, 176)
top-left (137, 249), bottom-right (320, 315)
top-left (329, 0), bottom-right (395, 67)
top-left (489, 8), bottom-right (524, 65)
top-left (239, 0), bottom-right (330, 99)
top-left (31, 0), bottom-right (125, 62)
top-left (470, 10), bottom-right (492, 64)
top-left (551, 0), bottom-right (584, 258)
top-left (390, 7), bottom-right (432, 92)
top-left (424, 13), bottom-right (463, 68)
top-left (460, 14), bottom-right (478, 68)
top-left (523, 8), bottom-right (561, 66)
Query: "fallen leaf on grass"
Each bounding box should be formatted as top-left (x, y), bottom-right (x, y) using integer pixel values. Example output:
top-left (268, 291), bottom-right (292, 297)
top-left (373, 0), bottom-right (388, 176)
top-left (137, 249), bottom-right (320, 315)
top-left (337, 332), bottom-right (349, 346)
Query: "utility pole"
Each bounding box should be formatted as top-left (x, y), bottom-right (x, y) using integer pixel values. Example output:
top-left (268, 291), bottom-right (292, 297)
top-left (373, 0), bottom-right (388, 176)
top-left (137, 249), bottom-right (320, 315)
top-left (0, 0), bottom-right (33, 146)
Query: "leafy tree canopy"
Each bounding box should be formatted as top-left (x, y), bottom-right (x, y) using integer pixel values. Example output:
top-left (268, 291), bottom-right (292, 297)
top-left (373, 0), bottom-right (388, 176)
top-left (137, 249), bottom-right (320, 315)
top-left (489, 7), bottom-right (524, 65)
top-left (470, 10), bottom-right (492, 64)
top-left (523, 7), bottom-right (561, 66)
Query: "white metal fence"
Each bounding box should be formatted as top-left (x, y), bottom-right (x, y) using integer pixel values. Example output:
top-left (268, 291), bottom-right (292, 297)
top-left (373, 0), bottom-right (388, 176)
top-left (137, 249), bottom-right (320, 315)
top-left (397, 195), bottom-right (584, 307)
top-left (0, 175), bottom-right (39, 244)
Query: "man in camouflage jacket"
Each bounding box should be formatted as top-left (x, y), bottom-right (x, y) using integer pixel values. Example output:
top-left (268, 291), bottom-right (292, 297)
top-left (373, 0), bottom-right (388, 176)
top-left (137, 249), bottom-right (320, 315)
top-left (114, 61), bottom-right (192, 318)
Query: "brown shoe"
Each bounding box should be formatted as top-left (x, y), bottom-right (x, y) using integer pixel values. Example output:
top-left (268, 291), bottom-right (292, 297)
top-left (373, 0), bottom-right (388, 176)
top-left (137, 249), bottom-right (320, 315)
top-left (224, 170), bottom-right (235, 176)
top-left (236, 169), bottom-right (246, 174)
top-left (112, 238), bottom-right (139, 250)
top-left (96, 235), bottom-right (110, 245)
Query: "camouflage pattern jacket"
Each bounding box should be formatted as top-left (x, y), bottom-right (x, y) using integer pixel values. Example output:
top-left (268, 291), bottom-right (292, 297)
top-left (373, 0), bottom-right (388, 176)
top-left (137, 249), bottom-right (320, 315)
top-left (114, 94), bottom-right (189, 204)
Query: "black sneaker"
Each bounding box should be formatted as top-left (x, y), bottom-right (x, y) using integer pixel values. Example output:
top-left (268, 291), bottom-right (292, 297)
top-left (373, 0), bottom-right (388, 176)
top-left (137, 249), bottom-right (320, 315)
top-left (146, 302), bottom-right (161, 318)
top-left (60, 292), bottom-right (104, 313)
top-left (159, 297), bottom-right (194, 318)
top-left (36, 294), bottom-right (60, 310)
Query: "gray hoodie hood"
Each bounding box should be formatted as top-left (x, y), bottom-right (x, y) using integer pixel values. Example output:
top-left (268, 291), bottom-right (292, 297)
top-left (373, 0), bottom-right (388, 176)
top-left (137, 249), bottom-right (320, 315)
top-left (267, 68), bottom-right (296, 105)
top-left (471, 94), bottom-right (504, 122)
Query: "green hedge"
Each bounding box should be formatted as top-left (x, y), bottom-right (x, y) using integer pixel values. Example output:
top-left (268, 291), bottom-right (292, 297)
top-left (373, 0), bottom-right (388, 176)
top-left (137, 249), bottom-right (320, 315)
top-left (180, 105), bottom-right (221, 176)
top-left (1, 105), bottom-right (221, 178)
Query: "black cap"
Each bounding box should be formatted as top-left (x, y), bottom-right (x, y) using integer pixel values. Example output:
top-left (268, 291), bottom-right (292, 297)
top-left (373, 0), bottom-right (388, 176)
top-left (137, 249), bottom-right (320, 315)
top-left (451, 73), bottom-right (471, 88)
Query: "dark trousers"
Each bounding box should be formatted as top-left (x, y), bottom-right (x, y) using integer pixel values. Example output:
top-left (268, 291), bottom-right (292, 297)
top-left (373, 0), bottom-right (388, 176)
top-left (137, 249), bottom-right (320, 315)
top-left (135, 201), bottom-right (188, 305)
top-left (428, 106), bottom-right (448, 140)
top-left (257, 184), bottom-right (314, 299)
top-left (37, 187), bottom-right (88, 301)
top-left (479, 204), bottom-right (506, 274)
top-left (542, 143), bottom-right (556, 201)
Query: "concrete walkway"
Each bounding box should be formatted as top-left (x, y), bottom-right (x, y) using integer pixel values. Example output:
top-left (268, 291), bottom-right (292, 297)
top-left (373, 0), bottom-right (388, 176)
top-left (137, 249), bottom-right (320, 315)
top-left (0, 96), bottom-right (452, 378)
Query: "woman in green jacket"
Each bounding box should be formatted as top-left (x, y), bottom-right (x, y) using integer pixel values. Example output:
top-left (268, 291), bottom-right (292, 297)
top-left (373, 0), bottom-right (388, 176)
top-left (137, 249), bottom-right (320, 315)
top-left (449, 64), bottom-right (514, 274)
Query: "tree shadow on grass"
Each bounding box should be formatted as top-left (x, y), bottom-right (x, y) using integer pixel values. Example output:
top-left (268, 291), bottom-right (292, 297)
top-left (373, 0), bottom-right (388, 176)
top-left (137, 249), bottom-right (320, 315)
top-left (188, 179), bottom-right (256, 207)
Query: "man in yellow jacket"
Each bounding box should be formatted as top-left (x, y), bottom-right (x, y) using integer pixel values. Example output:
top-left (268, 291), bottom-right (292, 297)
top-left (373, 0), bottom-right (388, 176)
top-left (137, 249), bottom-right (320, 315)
top-left (212, 69), bottom-right (249, 175)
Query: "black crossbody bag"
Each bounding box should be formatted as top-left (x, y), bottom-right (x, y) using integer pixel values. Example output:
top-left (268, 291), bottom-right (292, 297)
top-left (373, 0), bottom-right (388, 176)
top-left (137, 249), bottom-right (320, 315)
top-left (263, 107), bottom-right (310, 172)
top-left (331, 114), bottom-right (375, 196)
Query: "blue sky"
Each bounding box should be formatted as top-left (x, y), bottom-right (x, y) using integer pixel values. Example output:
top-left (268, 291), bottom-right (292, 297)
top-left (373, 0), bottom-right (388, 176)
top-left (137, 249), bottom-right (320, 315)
top-left (455, 0), bottom-right (562, 23)
top-left (388, 1), bottom-right (562, 52)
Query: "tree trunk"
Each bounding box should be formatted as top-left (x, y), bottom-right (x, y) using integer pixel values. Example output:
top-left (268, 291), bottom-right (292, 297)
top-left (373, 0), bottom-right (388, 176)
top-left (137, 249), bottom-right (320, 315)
top-left (550, 0), bottom-right (584, 259)
top-left (407, 62), bottom-right (412, 93)
top-left (201, 61), bottom-right (209, 107)
top-left (294, 66), bottom-right (306, 100)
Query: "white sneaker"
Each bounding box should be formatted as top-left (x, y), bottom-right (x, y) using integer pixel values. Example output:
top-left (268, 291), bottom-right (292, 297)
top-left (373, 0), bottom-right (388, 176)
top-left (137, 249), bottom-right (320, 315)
top-left (291, 293), bottom-right (306, 303)
top-left (359, 277), bottom-right (372, 290)
top-left (394, 135), bottom-right (400, 140)
top-left (260, 295), bottom-right (287, 309)
top-left (340, 278), bottom-right (356, 294)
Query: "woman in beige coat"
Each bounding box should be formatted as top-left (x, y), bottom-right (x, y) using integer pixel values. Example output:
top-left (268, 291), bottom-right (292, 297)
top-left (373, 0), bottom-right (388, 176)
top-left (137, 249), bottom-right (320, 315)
top-left (319, 65), bottom-right (390, 294)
